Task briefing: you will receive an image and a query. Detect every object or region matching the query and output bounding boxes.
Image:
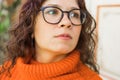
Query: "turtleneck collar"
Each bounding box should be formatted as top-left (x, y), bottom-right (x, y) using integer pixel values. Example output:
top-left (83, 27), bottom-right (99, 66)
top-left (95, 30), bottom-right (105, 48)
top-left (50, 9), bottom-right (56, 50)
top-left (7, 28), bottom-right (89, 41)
top-left (16, 50), bottom-right (84, 80)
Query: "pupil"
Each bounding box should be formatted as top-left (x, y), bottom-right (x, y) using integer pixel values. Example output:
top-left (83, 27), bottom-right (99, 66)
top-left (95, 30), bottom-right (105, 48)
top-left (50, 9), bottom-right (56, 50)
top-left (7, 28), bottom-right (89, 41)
top-left (48, 10), bottom-right (57, 15)
top-left (70, 12), bottom-right (78, 18)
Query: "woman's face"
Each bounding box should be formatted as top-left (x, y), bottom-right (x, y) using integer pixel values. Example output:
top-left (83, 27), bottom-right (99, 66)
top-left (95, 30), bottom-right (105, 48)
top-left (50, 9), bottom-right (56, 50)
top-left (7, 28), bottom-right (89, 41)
top-left (34, 0), bottom-right (82, 55)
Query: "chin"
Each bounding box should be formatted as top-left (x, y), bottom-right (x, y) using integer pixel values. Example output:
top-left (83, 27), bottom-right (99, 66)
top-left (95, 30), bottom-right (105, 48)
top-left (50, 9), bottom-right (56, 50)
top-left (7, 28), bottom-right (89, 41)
top-left (53, 47), bottom-right (74, 54)
top-left (50, 44), bottom-right (76, 54)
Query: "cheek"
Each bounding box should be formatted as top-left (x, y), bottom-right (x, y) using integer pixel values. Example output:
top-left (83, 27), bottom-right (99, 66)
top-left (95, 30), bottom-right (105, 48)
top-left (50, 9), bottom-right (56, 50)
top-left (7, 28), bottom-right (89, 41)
top-left (72, 27), bottom-right (81, 48)
top-left (34, 16), bottom-right (55, 46)
top-left (34, 23), bottom-right (50, 43)
top-left (74, 27), bottom-right (81, 41)
top-left (34, 14), bottom-right (50, 38)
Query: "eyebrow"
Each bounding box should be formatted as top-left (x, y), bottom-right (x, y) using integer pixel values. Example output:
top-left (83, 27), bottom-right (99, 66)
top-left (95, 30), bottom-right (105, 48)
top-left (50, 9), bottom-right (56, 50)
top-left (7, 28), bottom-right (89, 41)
top-left (44, 4), bottom-right (80, 10)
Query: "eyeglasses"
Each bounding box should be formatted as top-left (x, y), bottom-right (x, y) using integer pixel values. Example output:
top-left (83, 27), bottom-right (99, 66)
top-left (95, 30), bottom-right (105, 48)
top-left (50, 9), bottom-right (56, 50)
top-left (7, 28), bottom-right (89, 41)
top-left (40, 6), bottom-right (86, 26)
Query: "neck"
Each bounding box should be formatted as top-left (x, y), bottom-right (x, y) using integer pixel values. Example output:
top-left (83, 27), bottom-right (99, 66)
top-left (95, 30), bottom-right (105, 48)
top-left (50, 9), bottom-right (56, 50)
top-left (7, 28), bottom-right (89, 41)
top-left (35, 48), bottom-right (68, 63)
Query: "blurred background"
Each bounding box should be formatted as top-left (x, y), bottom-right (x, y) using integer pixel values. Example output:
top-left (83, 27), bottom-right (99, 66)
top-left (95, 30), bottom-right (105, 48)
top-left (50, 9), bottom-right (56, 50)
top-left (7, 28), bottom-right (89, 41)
top-left (0, 0), bottom-right (120, 80)
top-left (0, 0), bottom-right (21, 63)
top-left (85, 0), bottom-right (120, 80)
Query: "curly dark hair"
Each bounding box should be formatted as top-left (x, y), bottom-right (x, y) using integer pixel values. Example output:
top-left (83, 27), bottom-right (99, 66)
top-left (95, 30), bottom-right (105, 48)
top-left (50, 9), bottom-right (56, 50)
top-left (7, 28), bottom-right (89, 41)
top-left (0, 0), bottom-right (99, 75)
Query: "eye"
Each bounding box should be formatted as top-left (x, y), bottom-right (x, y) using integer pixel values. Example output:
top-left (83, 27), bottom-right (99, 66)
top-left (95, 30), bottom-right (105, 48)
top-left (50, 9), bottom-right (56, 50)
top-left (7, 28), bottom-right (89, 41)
top-left (70, 12), bottom-right (80, 18)
top-left (45, 9), bottom-right (59, 15)
top-left (70, 11), bottom-right (80, 19)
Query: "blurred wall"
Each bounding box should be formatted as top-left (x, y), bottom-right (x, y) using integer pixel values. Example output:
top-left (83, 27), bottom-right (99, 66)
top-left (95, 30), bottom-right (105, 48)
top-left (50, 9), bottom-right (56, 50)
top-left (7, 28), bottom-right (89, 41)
top-left (85, 0), bottom-right (120, 79)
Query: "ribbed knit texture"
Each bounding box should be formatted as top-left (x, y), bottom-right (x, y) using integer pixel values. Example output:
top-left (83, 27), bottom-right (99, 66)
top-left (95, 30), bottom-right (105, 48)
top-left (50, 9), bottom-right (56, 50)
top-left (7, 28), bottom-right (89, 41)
top-left (0, 51), bottom-right (102, 80)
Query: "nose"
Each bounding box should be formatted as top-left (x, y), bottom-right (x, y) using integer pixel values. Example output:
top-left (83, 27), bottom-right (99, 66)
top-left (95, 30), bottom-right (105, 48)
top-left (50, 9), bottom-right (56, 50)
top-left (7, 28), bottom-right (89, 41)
top-left (58, 13), bottom-right (72, 28)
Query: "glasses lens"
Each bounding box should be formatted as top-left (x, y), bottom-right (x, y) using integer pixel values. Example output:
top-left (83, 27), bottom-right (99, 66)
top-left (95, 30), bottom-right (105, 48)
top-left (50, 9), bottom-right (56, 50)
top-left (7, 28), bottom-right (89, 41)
top-left (69, 10), bottom-right (86, 25)
top-left (43, 7), bottom-right (62, 24)
top-left (69, 10), bottom-right (81, 25)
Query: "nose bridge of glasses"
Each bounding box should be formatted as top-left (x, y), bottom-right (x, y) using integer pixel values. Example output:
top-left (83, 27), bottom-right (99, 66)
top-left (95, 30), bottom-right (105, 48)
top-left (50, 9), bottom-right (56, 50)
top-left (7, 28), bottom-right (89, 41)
top-left (62, 11), bottom-right (70, 17)
top-left (61, 11), bottom-right (71, 22)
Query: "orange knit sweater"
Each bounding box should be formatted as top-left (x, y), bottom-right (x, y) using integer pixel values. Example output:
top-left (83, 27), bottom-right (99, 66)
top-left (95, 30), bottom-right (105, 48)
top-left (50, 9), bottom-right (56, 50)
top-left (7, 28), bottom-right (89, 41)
top-left (0, 51), bottom-right (102, 80)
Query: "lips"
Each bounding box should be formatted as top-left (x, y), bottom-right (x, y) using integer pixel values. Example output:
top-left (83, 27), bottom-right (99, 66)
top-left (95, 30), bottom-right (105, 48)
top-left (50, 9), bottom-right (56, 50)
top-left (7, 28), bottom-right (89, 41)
top-left (55, 33), bottom-right (72, 40)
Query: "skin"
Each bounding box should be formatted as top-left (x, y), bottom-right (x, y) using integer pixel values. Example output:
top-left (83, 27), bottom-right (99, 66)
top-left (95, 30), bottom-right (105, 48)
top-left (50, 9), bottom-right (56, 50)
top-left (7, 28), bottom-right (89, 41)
top-left (34, 0), bottom-right (82, 63)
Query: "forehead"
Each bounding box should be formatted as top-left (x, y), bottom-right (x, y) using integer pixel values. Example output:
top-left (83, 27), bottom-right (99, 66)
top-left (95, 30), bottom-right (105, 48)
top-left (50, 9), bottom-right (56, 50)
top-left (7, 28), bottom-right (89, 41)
top-left (42, 0), bottom-right (79, 10)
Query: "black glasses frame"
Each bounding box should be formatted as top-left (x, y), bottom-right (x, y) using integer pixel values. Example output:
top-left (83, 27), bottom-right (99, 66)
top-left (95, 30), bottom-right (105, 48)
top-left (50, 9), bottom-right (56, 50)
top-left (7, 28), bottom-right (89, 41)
top-left (40, 6), bottom-right (86, 26)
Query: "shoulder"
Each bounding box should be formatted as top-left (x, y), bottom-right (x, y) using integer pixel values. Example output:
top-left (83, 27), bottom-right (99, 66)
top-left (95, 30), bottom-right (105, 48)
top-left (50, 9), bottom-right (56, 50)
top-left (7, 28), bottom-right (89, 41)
top-left (0, 61), bottom-right (17, 80)
top-left (78, 63), bottom-right (102, 80)
top-left (0, 65), bottom-right (4, 79)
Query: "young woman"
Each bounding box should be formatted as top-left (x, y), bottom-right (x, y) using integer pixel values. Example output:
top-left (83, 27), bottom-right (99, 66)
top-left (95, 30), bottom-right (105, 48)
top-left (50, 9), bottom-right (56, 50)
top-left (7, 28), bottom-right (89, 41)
top-left (0, 0), bottom-right (102, 80)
